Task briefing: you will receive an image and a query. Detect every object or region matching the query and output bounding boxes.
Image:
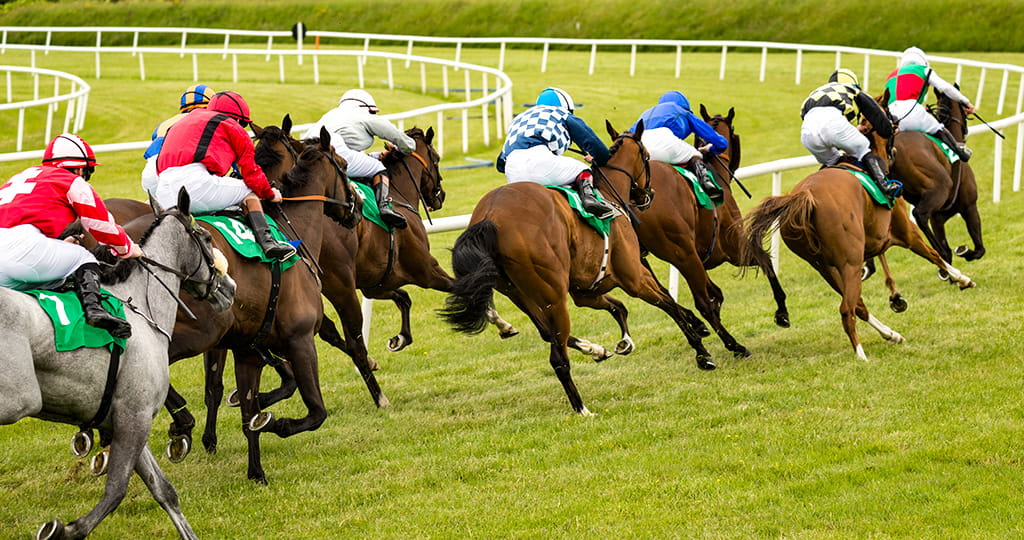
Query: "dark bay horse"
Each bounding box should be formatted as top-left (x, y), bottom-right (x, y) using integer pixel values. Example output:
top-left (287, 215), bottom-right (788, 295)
top-left (888, 88), bottom-right (985, 265)
top-left (698, 105), bottom-right (790, 328)
top-left (440, 121), bottom-right (715, 415)
top-left (0, 190), bottom-right (234, 539)
top-left (742, 122), bottom-right (974, 360)
top-left (108, 128), bottom-right (360, 483)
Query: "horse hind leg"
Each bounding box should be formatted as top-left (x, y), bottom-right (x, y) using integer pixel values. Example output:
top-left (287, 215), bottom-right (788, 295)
top-left (876, 254), bottom-right (908, 313)
top-left (955, 203), bottom-right (985, 261)
top-left (890, 201), bottom-right (976, 289)
top-left (486, 307), bottom-right (519, 339)
top-left (201, 349), bottom-right (229, 455)
top-left (570, 292), bottom-right (634, 356)
top-left (386, 288), bottom-right (414, 352)
top-left (133, 445), bottom-right (198, 539)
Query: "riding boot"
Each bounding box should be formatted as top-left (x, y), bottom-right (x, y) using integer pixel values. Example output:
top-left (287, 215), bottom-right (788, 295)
top-left (247, 210), bottom-right (297, 261)
top-left (689, 158), bottom-right (724, 205)
top-left (73, 263), bottom-right (131, 339)
top-left (372, 177), bottom-right (408, 229)
top-left (862, 153), bottom-right (902, 199)
top-left (574, 171), bottom-right (616, 219)
top-left (935, 128), bottom-right (972, 162)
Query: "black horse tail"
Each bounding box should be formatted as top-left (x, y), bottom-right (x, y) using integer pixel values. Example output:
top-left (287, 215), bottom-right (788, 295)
top-left (742, 190), bottom-right (818, 267)
top-left (438, 219), bottom-right (501, 334)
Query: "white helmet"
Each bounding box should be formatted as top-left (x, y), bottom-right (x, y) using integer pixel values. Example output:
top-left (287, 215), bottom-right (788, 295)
top-left (339, 89), bottom-right (379, 113)
top-left (899, 47), bottom-right (929, 68)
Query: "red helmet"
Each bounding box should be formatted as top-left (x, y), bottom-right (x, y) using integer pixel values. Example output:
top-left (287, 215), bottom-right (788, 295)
top-left (208, 91), bottom-right (252, 125)
top-left (42, 133), bottom-right (100, 168)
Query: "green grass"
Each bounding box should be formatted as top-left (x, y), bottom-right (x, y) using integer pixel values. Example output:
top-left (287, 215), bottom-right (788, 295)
top-left (2, 28), bottom-right (1024, 540)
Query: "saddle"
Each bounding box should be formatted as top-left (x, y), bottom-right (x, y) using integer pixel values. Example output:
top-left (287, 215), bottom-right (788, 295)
top-left (672, 165), bottom-right (720, 209)
top-left (546, 185), bottom-right (615, 237)
top-left (194, 210), bottom-right (301, 269)
top-left (23, 287), bottom-right (128, 352)
top-left (828, 163), bottom-right (895, 208)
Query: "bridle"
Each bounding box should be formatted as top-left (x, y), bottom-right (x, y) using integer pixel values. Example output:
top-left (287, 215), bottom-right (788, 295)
top-left (138, 212), bottom-right (223, 316)
top-left (598, 131), bottom-right (653, 212)
top-left (384, 137), bottom-right (445, 219)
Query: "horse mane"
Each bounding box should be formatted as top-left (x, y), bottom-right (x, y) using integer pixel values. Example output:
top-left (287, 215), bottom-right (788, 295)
top-left (95, 212), bottom-right (173, 284)
top-left (380, 127), bottom-right (425, 168)
top-left (280, 143), bottom-right (324, 193)
top-left (254, 126), bottom-right (288, 171)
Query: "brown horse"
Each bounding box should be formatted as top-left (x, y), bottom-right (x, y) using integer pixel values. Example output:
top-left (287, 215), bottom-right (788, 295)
top-left (109, 128), bottom-right (360, 483)
top-left (440, 120), bottom-right (715, 415)
top-left (698, 105), bottom-right (790, 328)
top-left (742, 120), bottom-right (974, 360)
top-left (888, 88), bottom-right (985, 265)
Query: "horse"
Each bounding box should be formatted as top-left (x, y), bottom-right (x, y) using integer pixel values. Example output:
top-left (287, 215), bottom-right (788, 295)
top-left (627, 111), bottom-right (752, 358)
top-left (106, 127), bottom-right (360, 483)
top-left (698, 105), bottom-right (790, 328)
top-left (0, 189), bottom-right (235, 540)
top-left (887, 87), bottom-right (985, 265)
top-left (440, 120), bottom-right (715, 415)
top-left (742, 117), bottom-right (974, 360)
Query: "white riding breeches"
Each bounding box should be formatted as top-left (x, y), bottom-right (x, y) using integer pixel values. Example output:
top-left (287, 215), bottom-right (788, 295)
top-left (801, 107), bottom-right (871, 166)
top-left (504, 145), bottom-right (589, 186)
top-left (155, 163), bottom-right (253, 213)
top-left (0, 224), bottom-right (97, 290)
top-left (890, 99), bottom-right (943, 134)
top-left (141, 156), bottom-right (159, 198)
top-left (642, 126), bottom-right (701, 164)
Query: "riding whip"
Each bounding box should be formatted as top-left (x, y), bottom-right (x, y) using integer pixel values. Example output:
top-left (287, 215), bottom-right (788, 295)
top-left (971, 112), bottom-right (1006, 139)
top-left (708, 153), bottom-right (752, 199)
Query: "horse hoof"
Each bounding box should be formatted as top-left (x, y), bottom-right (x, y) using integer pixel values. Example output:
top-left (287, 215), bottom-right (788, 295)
top-left (614, 338), bottom-right (634, 356)
top-left (695, 324), bottom-right (711, 338)
top-left (376, 395), bottom-right (392, 409)
top-left (775, 313), bottom-right (791, 328)
top-left (937, 269), bottom-right (950, 281)
top-left (577, 407), bottom-right (596, 417)
top-left (166, 435), bottom-right (191, 463)
top-left (226, 389), bottom-right (240, 407)
top-left (90, 448), bottom-right (109, 476)
top-left (249, 411), bottom-right (274, 431)
top-left (732, 347), bottom-right (752, 359)
top-left (958, 280), bottom-right (977, 290)
top-left (954, 245), bottom-right (969, 257)
top-left (36, 520), bottom-right (65, 540)
top-left (890, 295), bottom-right (908, 313)
top-left (860, 266), bottom-right (873, 281)
top-left (367, 356), bottom-right (381, 371)
top-left (499, 328), bottom-right (520, 339)
top-left (71, 430), bottom-right (93, 458)
top-left (696, 356), bottom-right (717, 370)
top-left (387, 334), bottom-right (409, 352)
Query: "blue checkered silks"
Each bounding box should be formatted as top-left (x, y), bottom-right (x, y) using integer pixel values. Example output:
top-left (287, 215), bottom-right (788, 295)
top-left (499, 105), bottom-right (574, 159)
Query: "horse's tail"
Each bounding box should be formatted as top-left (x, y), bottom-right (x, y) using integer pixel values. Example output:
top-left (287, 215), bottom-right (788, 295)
top-left (438, 219), bottom-right (501, 334)
top-left (742, 190), bottom-right (818, 267)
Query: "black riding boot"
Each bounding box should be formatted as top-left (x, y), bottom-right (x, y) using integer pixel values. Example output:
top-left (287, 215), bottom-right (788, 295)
top-left (247, 210), bottom-right (297, 261)
top-left (574, 171), bottom-right (616, 219)
top-left (934, 128), bottom-right (971, 162)
top-left (372, 179), bottom-right (407, 229)
top-left (689, 158), bottom-right (723, 205)
top-left (73, 263), bottom-right (131, 339)
top-left (862, 153), bottom-right (902, 199)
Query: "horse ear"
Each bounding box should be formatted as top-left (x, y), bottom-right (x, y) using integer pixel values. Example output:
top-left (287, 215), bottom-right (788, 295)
top-left (177, 186), bottom-right (191, 216)
top-left (633, 118), bottom-right (644, 138)
top-left (319, 126), bottom-right (331, 150)
top-left (425, 126), bottom-right (435, 145)
top-left (606, 119), bottom-right (619, 140)
top-left (700, 103), bottom-right (710, 121)
top-left (282, 114), bottom-right (292, 136)
top-left (149, 193), bottom-right (164, 215)
top-left (726, 107), bottom-right (735, 123)
top-left (250, 123), bottom-right (263, 137)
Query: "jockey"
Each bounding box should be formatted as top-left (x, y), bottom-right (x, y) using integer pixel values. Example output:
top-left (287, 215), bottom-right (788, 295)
top-left (140, 84), bottom-right (216, 197)
top-left (497, 87), bottom-right (615, 219)
top-left (0, 133), bottom-right (143, 338)
top-left (884, 46), bottom-right (976, 162)
top-left (304, 89), bottom-right (413, 229)
top-left (800, 68), bottom-right (901, 198)
top-left (631, 90), bottom-right (728, 204)
top-left (155, 90), bottom-right (296, 261)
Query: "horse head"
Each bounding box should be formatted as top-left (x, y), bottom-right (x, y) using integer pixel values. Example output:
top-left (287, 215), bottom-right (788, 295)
top-left (381, 126), bottom-right (445, 212)
top-left (931, 85), bottom-right (969, 141)
top-left (700, 104), bottom-right (742, 174)
top-left (605, 119), bottom-right (653, 211)
top-left (254, 115), bottom-right (304, 183)
top-left (284, 127), bottom-right (362, 229)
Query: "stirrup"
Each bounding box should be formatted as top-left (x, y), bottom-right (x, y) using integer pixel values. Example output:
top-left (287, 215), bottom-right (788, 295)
top-left (263, 242), bottom-right (297, 261)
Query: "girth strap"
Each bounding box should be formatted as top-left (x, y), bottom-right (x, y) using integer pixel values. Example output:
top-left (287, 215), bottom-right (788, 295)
top-left (79, 344), bottom-right (123, 432)
top-left (253, 260), bottom-right (283, 348)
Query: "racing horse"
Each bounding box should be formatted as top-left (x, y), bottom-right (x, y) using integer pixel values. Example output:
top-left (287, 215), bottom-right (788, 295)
top-left (887, 87), bottom-right (985, 265)
top-left (698, 105), bottom-right (790, 328)
top-left (440, 120), bottom-right (715, 415)
top-left (107, 127), bottom-right (360, 483)
top-left (0, 189), bottom-right (235, 539)
top-left (742, 116), bottom-right (974, 360)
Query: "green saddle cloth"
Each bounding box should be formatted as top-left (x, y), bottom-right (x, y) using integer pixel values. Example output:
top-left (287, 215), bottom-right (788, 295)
top-left (351, 181), bottom-right (393, 232)
top-left (921, 132), bottom-right (961, 164)
top-left (24, 288), bottom-right (127, 353)
top-left (195, 214), bottom-right (300, 270)
top-left (849, 170), bottom-right (895, 208)
top-left (547, 185), bottom-right (613, 237)
top-left (673, 166), bottom-right (723, 209)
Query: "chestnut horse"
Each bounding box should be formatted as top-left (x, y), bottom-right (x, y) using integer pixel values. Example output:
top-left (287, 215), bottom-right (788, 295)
top-left (698, 105), bottom-right (790, 328)
top-left (441, 121), bottom-right (715, 415)
top-left (742, 121), bottom-right (974, 360)
top-left (888, 87), bottom-right (985, 264)
top-left (108, 128), bottom-right (360, 483)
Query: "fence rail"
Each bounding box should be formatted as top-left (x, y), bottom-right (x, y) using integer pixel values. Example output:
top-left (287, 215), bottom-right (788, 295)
top-left (1, 65), bottom-right (90, 151)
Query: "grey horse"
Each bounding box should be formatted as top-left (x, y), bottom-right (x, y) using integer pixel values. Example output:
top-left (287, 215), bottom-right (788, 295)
top-left (0, 189), bottom-right (236, 540)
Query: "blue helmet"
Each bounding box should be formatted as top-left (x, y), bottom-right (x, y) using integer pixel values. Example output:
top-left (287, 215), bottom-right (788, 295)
top-left (657, 91), bottom-right (690, 111)
top-left (536, 87), bottom-right (575, 113)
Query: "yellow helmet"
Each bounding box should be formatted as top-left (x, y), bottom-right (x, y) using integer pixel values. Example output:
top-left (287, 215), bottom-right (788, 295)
top-left (829, 68), bottom-right (860, 88)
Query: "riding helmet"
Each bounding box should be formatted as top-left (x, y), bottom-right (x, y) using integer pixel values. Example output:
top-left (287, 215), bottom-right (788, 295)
top-left (208, 91), bottom-right (252, 126)
top-left (42, 133), bottom-right (100, 169)
top-left (180, 84), bottom-right (215, 113)
top-left (536, 87), bottom-right (575, 113)
top-left (829, 68), bottom-right (860, 88)
top-left (339, 89), bottom-right (379, 113)
top-left (899, 47), bottom-right (929, 68)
